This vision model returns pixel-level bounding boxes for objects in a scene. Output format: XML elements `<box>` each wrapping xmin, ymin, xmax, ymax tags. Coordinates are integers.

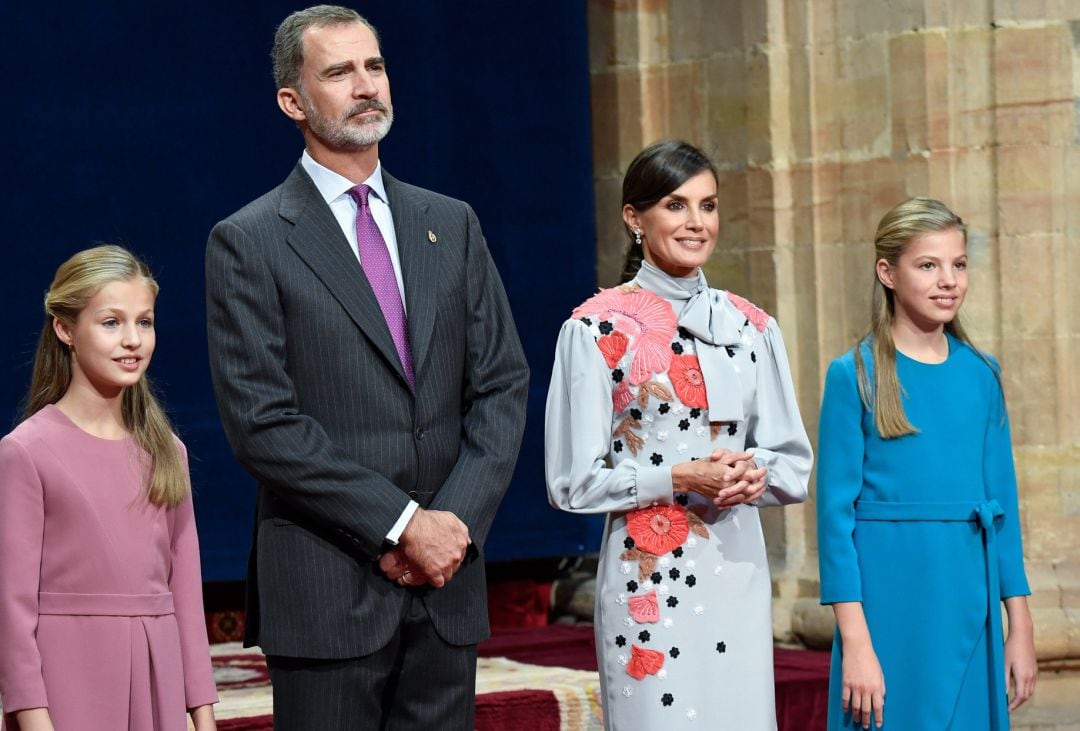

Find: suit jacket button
<box><xmin>414</xmin><ymin>427</ymin><xmax>425</xmax><ymax>440</ymax></box>
<box><xmin>408</xmin><ymin>491</ymin><xmax>420</xmax><ymax>500</ymax></box>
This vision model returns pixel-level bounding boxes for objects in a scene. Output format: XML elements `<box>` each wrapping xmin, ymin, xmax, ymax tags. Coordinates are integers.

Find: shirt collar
<box><xmin>300</xmin><ymin>150</ymin><xmax>388</xmax><ymax>205</ymax></box>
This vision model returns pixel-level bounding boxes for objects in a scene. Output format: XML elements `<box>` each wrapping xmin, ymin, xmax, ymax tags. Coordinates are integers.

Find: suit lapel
<box><xmin>279</xmin><ymin>164</ymin><xmax>409</xmax><ymax>388</ymax></box>
<box><xmin>383</xmin><ymin>172</ymin><xmax>437</xmax><ymax>381</ymax></box>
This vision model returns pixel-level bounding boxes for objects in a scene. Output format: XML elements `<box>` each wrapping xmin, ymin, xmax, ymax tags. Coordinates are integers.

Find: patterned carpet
<box><xmin>204</xmin><ymin>641</ymin><xmax>603</xmax><ymax>730</ymax></box>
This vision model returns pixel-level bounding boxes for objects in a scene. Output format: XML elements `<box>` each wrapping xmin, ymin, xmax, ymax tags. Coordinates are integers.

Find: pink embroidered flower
<box><xmin>572</xmin><ymin>288</ymin><xmax>677</xmax><ymax>385</ymax></box>
<box><xmin>612</xmin><ymin>380</ymin><xmax>634</xmax><ymax>413</ymax></box>
<box><xmin>668</xmin><ymin>354</ymin><xmax>708</xmax><ymax>409</ymax></box>
<box><xmin>627</xmin><ymin>645</ymin><xmax>665</xmax><ymax>680</ymax></box>
<box><xmin>628</xmin><ymin>590</ymin><xmax>659</xmax><ymax>624</ymax></box>
<box><xmin>727</xmin><ymin>292</ymin><xmax>770</xmax><ymax>333</ymax></box>
<box><xmin>626</xmin><ymin>505</ymin><xmax>690</xmax><ymax>556</ymax></box>
<box><xmin>598</xmin><ymin>331</ymin><xmax>629</xmax><ymax>369</ymax></box>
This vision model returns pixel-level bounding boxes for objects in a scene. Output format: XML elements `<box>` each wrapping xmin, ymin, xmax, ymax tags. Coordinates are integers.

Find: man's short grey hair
<box><xmin>272</xmin><ymin>5</ymin><xmax>381</xmax><ymax>90</ymax></box>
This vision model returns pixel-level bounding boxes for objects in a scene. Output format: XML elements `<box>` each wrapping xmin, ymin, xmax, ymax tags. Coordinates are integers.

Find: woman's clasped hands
<box><xmin>671</xmin><ymin>448</ymin><xmax>768</xmax><ymax>508</ymax></box>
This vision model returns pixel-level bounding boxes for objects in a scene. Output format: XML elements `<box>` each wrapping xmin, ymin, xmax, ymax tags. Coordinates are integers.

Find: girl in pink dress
<box><xmin>0</xmin><ymin>246</ymin><xmax>217</xmax><ymax>730</ymax></box>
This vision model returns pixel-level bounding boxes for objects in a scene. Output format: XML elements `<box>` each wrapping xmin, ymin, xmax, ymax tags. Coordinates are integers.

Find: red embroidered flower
<box><xmin>668</xmin><ymin>354</ymin><xmax>708</xmax><ymax>409</ymax></box>
<box><xmin>626</xmin><ymin>505</ymin><xmax>690</xmax><ymax>556</ymax></box>
<box><xmin>727</xmin><ymin>292</ymin><xmax>770</xmax><ymax>333</ymax></box>
<box><xmin>612</xmin><ymin>380</ymin><xmax>634</xmax><ymax>413</ymax></box>
<box><xmin>626</xmin><ymin>645</ymin><xmax>665</xmax><ymax>680</ymax></box>
<box><xmin>598</xmin><ymin>331</ymin><xmax>629</xmax><ymax>368</ymax></box>
<box><xmin>628</xmin><ymin>590</ymin><xmax>659</xmax><ymax>624</ymax></box>
<box><xmin>572</xmin><ymin>288</ymin><xmax>677</xmax><ymax>385</ymax></box>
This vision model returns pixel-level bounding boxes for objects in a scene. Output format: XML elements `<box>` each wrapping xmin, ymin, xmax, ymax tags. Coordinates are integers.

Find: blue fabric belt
<box><xmin>855</xmin><ymin>499</ymin><xmax>1005</xmax><ymax>731</ymax></box>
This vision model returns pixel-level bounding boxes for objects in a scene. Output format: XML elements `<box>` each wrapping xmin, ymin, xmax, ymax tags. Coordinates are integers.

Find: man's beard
<box><xmin>302</xmin><ymin>95</ymin><xmax>394</xmax><ymax>150</ymax></box>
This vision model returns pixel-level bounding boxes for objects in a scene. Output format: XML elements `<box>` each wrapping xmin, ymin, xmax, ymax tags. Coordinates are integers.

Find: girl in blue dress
<box><xmin>816</xmin><ymin>197</ymin><xmax>1037</xmax><ymax>729</ymax></box>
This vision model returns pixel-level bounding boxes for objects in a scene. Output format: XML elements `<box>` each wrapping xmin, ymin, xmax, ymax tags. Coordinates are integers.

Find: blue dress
<box><xmin>816</xmin><ymin>335</ymin><xmax>1030</xmax><ymax>730</ymax></box>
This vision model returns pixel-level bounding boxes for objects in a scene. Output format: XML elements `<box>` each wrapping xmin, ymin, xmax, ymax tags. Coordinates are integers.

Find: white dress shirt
<box><xmin>300</xmin><ymin>151</ymin><xmax>419</xmax><ymax>544</ymax></box>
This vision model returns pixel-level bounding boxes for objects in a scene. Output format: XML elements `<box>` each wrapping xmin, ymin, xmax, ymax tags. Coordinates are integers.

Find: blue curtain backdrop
<box><xmin>1</xmin><ymin>1</ymin><xmax>603</xmax><ymax>579</ymax></box>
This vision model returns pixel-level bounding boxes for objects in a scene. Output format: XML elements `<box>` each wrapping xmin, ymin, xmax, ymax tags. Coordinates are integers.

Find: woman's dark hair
<box><xmin>619</xmin><ymin>140</ymin><xmax>719</xmax><ymax>282</ymax></box>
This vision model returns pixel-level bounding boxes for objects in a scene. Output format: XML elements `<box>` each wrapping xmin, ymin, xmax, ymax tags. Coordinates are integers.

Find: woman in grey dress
<box><xmin>545</xmin><ymin>140</ymin><xmax>813</xmax><ymax>729</ymax></box>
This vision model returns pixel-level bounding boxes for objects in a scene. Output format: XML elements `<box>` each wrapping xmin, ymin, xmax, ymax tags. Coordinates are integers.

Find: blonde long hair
<box><xmin>24</xmin><ymin>245</ymin><xmax>188</xmax><ymax>507</ymax></box>
<box><xmin>855</xmin><ymin>198</ymin><xmax>1001</xmax><ymax>438</ymax></box>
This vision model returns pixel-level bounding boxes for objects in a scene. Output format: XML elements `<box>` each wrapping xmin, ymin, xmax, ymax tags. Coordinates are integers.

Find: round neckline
<box><xmin>43</xmin><ymin>404</ymin><xmax>134</xmax><ymax>443</ymax></box>
<box><xmin>895</xmin><ymin>334</ymin><xmax>953</xmax><ymax>366</ymax></box>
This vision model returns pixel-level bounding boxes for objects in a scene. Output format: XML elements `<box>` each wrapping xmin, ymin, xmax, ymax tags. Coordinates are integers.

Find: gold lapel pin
<box><xmin>427</xmin><ymin>230</ymin><xmax>438</xmax><ymax>244</ymax></box>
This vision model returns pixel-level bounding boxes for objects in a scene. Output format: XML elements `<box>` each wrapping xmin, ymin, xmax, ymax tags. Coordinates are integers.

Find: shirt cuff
<box><xmin>385</xmin><ymin>500</ymin><xmax>420</xmax><ymax>545</ymax></box>
<box><xmin>635</xmin><ymin>466</ymin><xmax>674</xmax><ymax>508</ymax></box>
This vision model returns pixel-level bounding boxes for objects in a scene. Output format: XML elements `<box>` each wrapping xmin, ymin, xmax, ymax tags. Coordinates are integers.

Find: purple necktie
<box><xmin>348</xmin><ymin>183</ymin><xmax>415</xmax><ymax>389</ymax></box>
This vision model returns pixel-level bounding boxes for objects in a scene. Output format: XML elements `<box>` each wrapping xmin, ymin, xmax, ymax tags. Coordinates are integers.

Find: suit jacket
<box><xmin>205</xmin><ymin>163</ymin><xmax>529</xmax><ymax>659</ymax></box>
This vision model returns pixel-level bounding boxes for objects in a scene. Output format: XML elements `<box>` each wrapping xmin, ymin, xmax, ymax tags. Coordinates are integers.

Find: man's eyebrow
<box><xmin>321</xmin><ymin>60</ymin><xmax>355</xmax><ymax>75</ymax></box>
<box><xmin>365</xmin><ymin>55</ymin><xmax>386</xmax><ymax>67</ymax></box>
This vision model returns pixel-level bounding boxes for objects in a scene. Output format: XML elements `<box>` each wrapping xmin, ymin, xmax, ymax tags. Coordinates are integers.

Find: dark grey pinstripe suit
<box><xmin>205</xmin><ymin>163</ymin><xmax>529</xmax><ymax>726</ymax></box>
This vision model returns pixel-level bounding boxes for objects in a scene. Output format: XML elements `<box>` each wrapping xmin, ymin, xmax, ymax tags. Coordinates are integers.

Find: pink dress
<box><xmin>0</xmin><ymin>405</ymin><xmax>217</xmax><ymax>730</ymax></box>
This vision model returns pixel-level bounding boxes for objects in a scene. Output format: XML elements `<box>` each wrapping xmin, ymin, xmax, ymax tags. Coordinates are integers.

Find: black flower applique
<box><xmin>598</xmin><ymin>320</ymin><xmax>614</xmax><ymax>335</ymax></box>
<box><xmin>612</xmin><ymin>368</ymin><xmax>624</xmax><ymax>383</ymax></box>
<box><xmin>743</xmin><ymin>318</ymin><xmax>750</xmax><ymax>327</ymax></box>
<box><xmin>650</xmin><ymin>571</ymin><xmax>663</xmax><ymax>584</ymax></box>
<box><xmin>685</xmin><ymin>574</ymin><xmax>697</xmax><ymax>587</ymax></box>
<box><xmin>727</xmin><ymin>423</ymin><xmax>738</xmax><ymax>436</ymax></box>
<box><xmin>668</xmin><ymin>568</ymin><xmax>680</xmax><ymax>580</ymax></box>
<box><xmin>615</xmin><ymin>635</ymin><xmax>626</xmax><ymax>647</ymax></box>
<box><xmin>672</xmin><ymin>546</ymin><xmax>685</xmax><ymax>557</ymax></box>
<box><xmin>661</xmin><ymin>693</ymin><xmax>674</xmax><ymax>707</ymax></box>
<box><xmin>725</xmin><ymin>345</ymin><xmax>736</xmax><ymax>358</ymax></box>
<box><xmin>614</xmin><ymin>440</ymin><xmax>624</xmax><ymax>453</ymax></box>
<box><xmin>716</xmin><ymin>641</ymin><xmax>727</xmax><ymax>654</ymax></box>
<box><xmin>689</xmin><ymin>408</ymin><xmax>702</xmax><ymax>419</ymax></box>
<box><xmin>638</xmin><ymin>630</ymin><xmax>651</xmax><ymax>642</ymax></box>
<box><xmin>627</xmin><ymin>579</ymin><xmax>639</xmax><ymax>592</ymax></box>
<box><xmin>624</xmin><ymin>536</ymin><xmax>635</xmax><ymax>549</ymax></box>
<box><xmin>671</xmin><ymin>342</ymin><xmax>684</xmax><ymax>355</ymax></box>
<box><xmin>678</xmin><ymin>327</ymin><xmax>692</xmax><ymax>341</ymax></box>
<box><xmin>669</xmin><ymin>647</ymin><xmax>680</xmax><ymax>659</ymax></box>
<box><xmin>751</xmin><ymin>351</ymin><xmax>757</xmax><ymax>363</ymax></box>
<box><xmin>674</xmin><ymin>496</ymin><xmax>689</xmax><ymax>508</ymax></box>
<box><xmin>630</xmin><ymin>408</ymin><xmax>643</xmax><ymax>420</ymax></box>
<box><xmin>658</xmin><ymin>403</ymin><xmax>671</xmax><ymax>415</ymax></box>
<box><xmin>650</xmin><ymin>453</ymin><xmax>664</xmax><ymax>466</ymax></box>
<box><xmin>580</xmin><ymin>317</ymin><xmax>592</xmax><ymax>326</ymax></box>
<box><xmin>678</xmin><ymin>419</ymin><xmax>690</xmax><ymax>432</ymax></box>
<box><xmin>666</xmin><ymin>596</ymin><xmax>679</xmax><ymax>608</ymax></box>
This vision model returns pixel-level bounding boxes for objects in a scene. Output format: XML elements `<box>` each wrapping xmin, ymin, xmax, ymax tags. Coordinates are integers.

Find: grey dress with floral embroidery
<box><xmin>545</xmin><ymin>262</ymin><xmax>813</xmax><ymax>730</ymax></box>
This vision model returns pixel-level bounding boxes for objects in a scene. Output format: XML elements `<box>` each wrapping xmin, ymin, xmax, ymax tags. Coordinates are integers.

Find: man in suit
<box><xmin>205</xmin><ymin>6</ymin><xmax>529</xmax><ymax>729</ymax></box>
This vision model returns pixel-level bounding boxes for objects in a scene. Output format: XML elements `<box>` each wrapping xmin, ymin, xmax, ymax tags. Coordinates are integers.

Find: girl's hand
<box><xmin>841</xmin><ymin>641</ymin><xmax>886</xmax><ymax>729</ymax></box>
<box><xmin>1004</xmin><ymin>597</ymin><xmax>1037</xmax><ymax>711</ymax></box>
<box><xmin>13</xmin><ymin>708</ymin><xmax>55</xmax><ymax>731</ymax></box>
<box><xmin>190</xmin><ymin>703</ymin><xmax>217</xmax><ymax>731</ymax></box>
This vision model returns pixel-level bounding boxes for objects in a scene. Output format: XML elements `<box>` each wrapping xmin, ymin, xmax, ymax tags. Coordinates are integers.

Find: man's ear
<box><xmin>277</xmin><ymin>87</ymin><xmax>307</xmax><ymax>122</ymax></box>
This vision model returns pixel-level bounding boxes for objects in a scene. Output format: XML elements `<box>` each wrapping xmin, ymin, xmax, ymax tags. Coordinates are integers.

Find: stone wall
<box><xmin>587</xmin><ymin>0</ymin><xmax>1080</xmax><ymax>659</ymax></box>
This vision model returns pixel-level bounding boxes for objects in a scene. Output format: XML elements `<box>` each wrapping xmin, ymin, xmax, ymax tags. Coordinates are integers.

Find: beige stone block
<box><xmin>806</xmin><ymin>43</ymin><xmax>845</xmax><ymax>156</ymax></box>
<box><xmin>747</xmin><ymin>247</ymin><xmax>779</xmax><ymax>314</ymax></box>
<box><xmin>834</xmin><ymin>0</ymin><xmax>924</xmax><ymax>40</ymax></box>
<box><xmin>745</xmin><ymin>48</ymin><xmax>774</xmax><ymax>164</ymax></box>
<box><xmin>839</xmin><ymin>36</ymin><xmax>891</xmax><ymax>155</ymax></box>
<box><xmin>889</xmin><ymin>32</ymin><xmax>930</xmax><ymax>154</ymax></box>
<box><xmin>925</xmin><ymin>2</ymin><xmax>992</xmax><ymax>27</ymax></box>
<box><xmin>949</xmin><ymin>147</ymin><xmax>996</xmax><ymax>231</ymax></box>
<box><xmin>669</xmin><ymin>0</ymin><xmax>745</xmax><ymax>61</ymax></box>
<box><xmin>595</xmin><ymin>174</ymin><xmax>629</xmax><ymax>288</ymax></box>
<box><xmin>996</xmin><ymin>144</ymin><xmax>1062</xmax><ymax>237</ymax></box>
<box><xmin>715</xmin><ymin>169</ymin><xmax>750</xmax><ymax>251</ymax></box>
<box><xmin>999</xmin><ymin>336</ymin><xmax>1060</xmax><ymax>447</ymax></box>
<box><xmin>994</xmin><ymin>24</ymin><xmax>1072</xmax><ymax>107</ymax></box>
<box><xmin>648</xmin><ymin>61</ymin><xmax>708</xmax><ymax>145</ymax></box>
<box><xmin>791</xmin><ymin>597</ymin><xmax>836</xmax><ymax>650</ymax></box>
<box><xmin>590</xmin><ymin>69</ymin><xmax>643</xmax><ymax>179</ymax></box>
<box><xmin>997</xmin><ymin>235</ymin><xmax>1057</xmax><ymax>338</ymax></box>
<box><xmin>947</xmin><ymin>28</ymin><xmax>995</xmax><ymax>149</ymax></box>
<box><xmin>993</xmin><ymin>0</ymin><xmax>1074</xmax><ymax>23</ymax></box>
<box><xmin>587</xmin><ymin>0</ymin><xmax>672</xmax><ymax>69</ymax></box>
<box><xmin>704</xmin><ymin>246</ymin><xmax>749</xmax><ymax>295</ymax></box>
<box><xmin>786</xmin><ymin>44</ymin><xmax>815</xmax><ymax>161</ymax></box>
<box><xmin>704</xmin><ymin>53</ymin><xmax>749</xmax><ymax>163</ymax></box>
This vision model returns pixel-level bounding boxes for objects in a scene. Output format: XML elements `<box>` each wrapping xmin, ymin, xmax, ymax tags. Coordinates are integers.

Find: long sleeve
<box><xmin>425</xmin><ymin>206</ymin><xmax>530</xmax><ymax>548</ymax></box>
<box><xmin>982</xmin><ymin>361</ymin><xmax>1030</xmax><ymax>599</ymax></box>
<box><xmin>167</xmin><ymin>442</ymin><xmax>218</xmax><ymax>709</ymax></box>
<box><xmin>0</xmin><ymin>436</ymin><xmax>48</xmax><ymax>713</ymax></box>
<box><xmin>545</xmin><ymin>319</ymin><xmax>673</xmax><ymax>514</ymax></box>
<box><xmin>206</xmin><ymin>218</ymin><xmax>411</xmax><ymax>557</ymax></box>
<box><xmin>816</xmin><ymin>355</ymin><xmax>867</xmax><ymax>604</ymax></box>
<box><xmin>746</xmin><ymin>319</ymin><xmax>813</xmax><ymax>507</ymax></box>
